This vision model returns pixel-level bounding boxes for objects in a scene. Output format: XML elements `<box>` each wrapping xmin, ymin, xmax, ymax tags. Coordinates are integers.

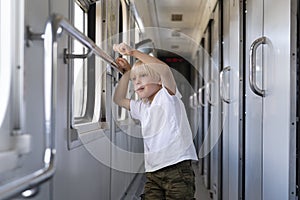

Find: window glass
<box><xmin>0</xmin><ymin>1</ymin><xmax>12</xmax><ymax>132</ymax></box>
<box><xmin>73</xmin><ymin>3</ymin><xmax>88</xmax><ymax>119</ymax></box>
<box><xmin>70</xmin><ymin>1</ymin><xmax>105</xmax><ymax>133</ymax></box>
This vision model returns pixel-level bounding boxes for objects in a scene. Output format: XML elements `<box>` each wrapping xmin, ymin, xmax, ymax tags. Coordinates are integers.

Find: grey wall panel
<box><xmin>221</xmin><ymin>0</ymin><xmax>241</xmax><ymax>199</ymax></box>
<box><xmin>221</xmin><ymin>0</ymin><xmax>230</xmax><ymax>199</ymax></box>
<box><xmin>227</xmin><ymin>1</ymin><xmax>240</xmax><ymax>200</ymax></box>
<box><xmin>245</xmin><ymin>0</ymin><xmax>264</xmax><ymax>199</ymax></box>
<box><xmin>201</xmin><ymin>29</ymin><xmax>211</xmax><ymax>189</ymax></box>
<box><xmin>209</xmin><ymin>4</ymin><xmax>222</xmax><ymax>199</ymax></box>
<box><xmin>53</xmin><ymin>143</ymin><xmax>111</xmax><ymax>200</ymax></box>
<box><xmin>24</xmin><ymin>0</ymin><xmax>49</xmax><ymax>173</ymax></box>
<box><xmin>262</xmin><ymin>0</ymin><xmax>293</xmax><ymax>199</ymax></box>
<box><xmin>245</xmin><ymin>0</ymin><xmax>295</xmax><ymax>200</ymax></box>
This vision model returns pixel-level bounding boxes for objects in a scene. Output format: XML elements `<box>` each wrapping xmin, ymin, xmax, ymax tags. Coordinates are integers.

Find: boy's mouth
<box><xmin>135</xmin><ymin>86</ymin><xmax>145</xmax><ymax>92</ymax></box>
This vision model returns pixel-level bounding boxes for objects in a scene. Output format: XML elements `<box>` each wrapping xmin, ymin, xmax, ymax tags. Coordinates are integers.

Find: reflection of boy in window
<box><xmin>113</xmin><ymin>43</ymin><xmax>198</xmax><ymax>200</ymax></box>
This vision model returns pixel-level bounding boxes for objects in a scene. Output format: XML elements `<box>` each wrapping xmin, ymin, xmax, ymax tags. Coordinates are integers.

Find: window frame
<box><xmin>67</xmin><ymin>0</ymin><xmax>108</xmax><ymax>149</ymax></box>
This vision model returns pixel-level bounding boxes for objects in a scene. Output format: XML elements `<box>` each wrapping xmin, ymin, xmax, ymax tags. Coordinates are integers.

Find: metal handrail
<box><xmin>51</xmin><ymin>15</ymin><xmax>119</xmax><ymax>71</ymax></box>
<box><xmin>0</xmin><ymin>13</ymin><xmax>120</xmax><ymax>199</ymax></box>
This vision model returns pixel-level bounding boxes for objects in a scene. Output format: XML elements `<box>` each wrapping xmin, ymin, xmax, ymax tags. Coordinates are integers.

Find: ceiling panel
<box><xmin>132</xmin><ymin>0</ymin><xmax>217</xmax><ymax>59</ymax></box>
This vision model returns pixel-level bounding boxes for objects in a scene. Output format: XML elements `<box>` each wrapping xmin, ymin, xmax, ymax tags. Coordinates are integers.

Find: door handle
<box><xmin>205</xmin><ymin>80</ymin><xmax>217</xmax><ymax>106</ymax></box>
<box><xmin>189</xmin><ymin>93</ymin><xmax>198</xmax><ymax>109</ymax></box>
<box><xmin>219</xmin><ymin>66</ymin><xmax>231</xmax><ymax>103</ymax></box>
<box><xmin>249</xmin><ymin>36</ymin><xmax>266</xmax><ymax>97</ymax></box>
<box><xmin>198</xmin><ymin>86</ymin><xmax>206</xmax><ymax>106</ymax></box>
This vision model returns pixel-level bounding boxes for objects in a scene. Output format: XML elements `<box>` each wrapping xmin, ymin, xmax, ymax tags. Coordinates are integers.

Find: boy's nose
<box><xmin>133</xmin><ymin>80</ymin><xmax>140</xmax><ymax>87</ymax></box>
<box><xmin>135</xmin><ymin>77</ymin><xmax>141</xmax><ymax>84</ymax></box>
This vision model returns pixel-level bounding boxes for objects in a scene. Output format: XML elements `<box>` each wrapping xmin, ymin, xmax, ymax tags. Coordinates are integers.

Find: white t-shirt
<box><xmin>130</xmin><ymin>86</ymin><xmax>198</xmax><ymax>172</ymax></box>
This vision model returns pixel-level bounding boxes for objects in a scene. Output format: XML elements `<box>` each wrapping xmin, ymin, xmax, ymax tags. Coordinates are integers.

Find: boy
<box><xmin>113</xmin><ymin>43</ymin><xmax>198</xmax><ymax>200</ymax></box>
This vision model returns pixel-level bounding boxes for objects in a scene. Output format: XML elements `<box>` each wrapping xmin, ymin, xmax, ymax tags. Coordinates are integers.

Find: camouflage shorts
<box><xmin>141</xmin><ymin>160</ymin><xmax>195</xmax><ymax>200</ymax></box>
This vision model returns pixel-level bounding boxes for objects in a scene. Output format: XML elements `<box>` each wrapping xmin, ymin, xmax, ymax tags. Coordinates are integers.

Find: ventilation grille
<box><xmin>171</xmin><ymin>14</ymin><xmax>183</xmax><ymax>21</ymax></box>
<box><xmin>171</xmin><ymin>45</ymin><xmax>179</xmax><ymax>49</ymax></box>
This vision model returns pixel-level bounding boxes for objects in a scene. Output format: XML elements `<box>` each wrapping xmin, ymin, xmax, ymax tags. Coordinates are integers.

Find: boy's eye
<box><xmin>141</xmin><ymin>73</ymin><xmax>147</xmax><ymax>77</ymax></box>
<box><xmin>132</xmin><ymin>77</ymin><xmax>136</xmax><ymax>81</ymax></box>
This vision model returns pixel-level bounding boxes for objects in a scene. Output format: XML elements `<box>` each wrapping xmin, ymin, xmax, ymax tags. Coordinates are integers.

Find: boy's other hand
<box><xmin>113</xmin><ymin>43</ymin><xmax>134</xmax><ymax>56</ymax></box>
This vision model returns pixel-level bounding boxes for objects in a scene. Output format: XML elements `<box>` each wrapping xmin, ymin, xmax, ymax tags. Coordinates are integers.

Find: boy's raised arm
<box><xmin>113</xmin><ymin>43</ymin><xmax>177</xmax><ymax>95</ymax></box>
<box><xmin>113</xmin><ymin>57</ymin><xmax>131</xmax><ymax>110</ymax></box>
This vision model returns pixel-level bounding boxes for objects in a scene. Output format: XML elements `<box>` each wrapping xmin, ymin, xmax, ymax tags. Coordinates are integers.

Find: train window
<box><xmin>68</xmin><ymin>1</ymin><xmax>107</xmax><ymax>149</ymax></box>
<box><xmin>0</xmin><ymin>0</ymin><xmax>28</xmax><ymax>175</ymax></box>
<box><xmin>0</xmin><ymin>0</ymin><xmax>13</xmax><ymax>153</ymax></box>
<box><xmin>0</xmin><ymin>1</ymin><xmax>12</xmax><ymax>129</ymax></box>
<box><xmin>73</xmin><ymin>3</ymin><xmax>88</xmax><ymax>119</ymax></box>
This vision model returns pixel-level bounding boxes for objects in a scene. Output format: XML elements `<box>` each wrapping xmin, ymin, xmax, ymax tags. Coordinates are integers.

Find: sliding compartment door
<box><xmin>245</xmin><ymin>0</ymin><xmax>296</xmax><ymax>199</ymax></box>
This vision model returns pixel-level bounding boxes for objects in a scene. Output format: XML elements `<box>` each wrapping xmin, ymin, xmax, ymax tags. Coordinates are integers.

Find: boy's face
<box><xmin>131</xmin><ymin>72</ymin><xmax>161</xmax><ymax>101</ymax></box>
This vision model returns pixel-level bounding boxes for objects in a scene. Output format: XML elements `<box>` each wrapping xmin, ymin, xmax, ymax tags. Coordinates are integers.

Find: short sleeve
<box><xmin>175</xmin><ymin>87</ymin><xmax>182</xmax><ymax>99</ymax></box>
<box><xmin>130</xmin><ymin>100</ymin><xmax>143</xmax><ymax>120</ymax></box>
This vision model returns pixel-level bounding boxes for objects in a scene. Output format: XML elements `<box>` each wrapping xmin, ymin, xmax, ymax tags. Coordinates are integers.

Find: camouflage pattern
<box><xmin>141</xmin><ymin>160</ymin><xmax>195</xmax><ymax>200</ymax></box>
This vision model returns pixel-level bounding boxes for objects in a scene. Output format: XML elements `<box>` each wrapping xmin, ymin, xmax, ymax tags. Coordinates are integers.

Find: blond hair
<box><xmin>130</xmin><ymin>60</ymin><xmax>161</xmax><ymax>83</ymax></box>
